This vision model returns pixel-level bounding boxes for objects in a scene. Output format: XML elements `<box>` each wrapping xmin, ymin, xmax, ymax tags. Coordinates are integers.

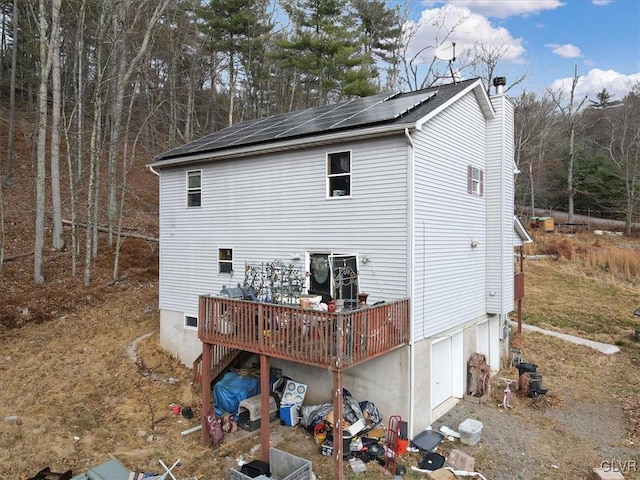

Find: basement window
<box><xmin>185</xmin><ymin>315</ymin><xmax>198</xmax><ymax>329</ymax></box>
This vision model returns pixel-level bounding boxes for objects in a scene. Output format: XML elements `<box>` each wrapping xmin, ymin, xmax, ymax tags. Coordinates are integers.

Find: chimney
<box><xmin>493</xmin><ymin>76</ymin><xmax>506</xmax><ymax>95</ymax></box>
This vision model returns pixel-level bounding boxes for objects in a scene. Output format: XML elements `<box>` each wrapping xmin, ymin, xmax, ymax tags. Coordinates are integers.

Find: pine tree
<box><xmin>277</xmin><ymin>0</ymin><xmax>377</xmax><ymax>106</ymax></box>
<box><xmin>200</xmin><ymin>0</ymin><xmax>273</xmax><ymax>125</ymax></box>
<box><xmin>589</xmin><ymin>88</ymin><xmax>616</xmax><ymax>109</ymax></box>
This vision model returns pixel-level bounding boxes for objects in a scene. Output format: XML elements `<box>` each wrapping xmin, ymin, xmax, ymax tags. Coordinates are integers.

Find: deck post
<box><xmin>518</xmin><ymin>246</ymin><xmax>524</xmax><ymax>333</ymax></box>
<box><xmin>332</xmin><ymin>369</ymin><xmax>344</xmax><ymax>480</ymax></box>
<box><xmin>260</xmin><ymin>354</ymin><xmax>271</xmax><ymax>463</ymax></box>
<box><xmin>332</xmin><ymin>313</ymin><xmax>345</xmax><ymax>480</ymax></box>
<box><xmin>201</xmin><ymin>343</ymin><xmax>213</xmax><ymax>446</ymax></box>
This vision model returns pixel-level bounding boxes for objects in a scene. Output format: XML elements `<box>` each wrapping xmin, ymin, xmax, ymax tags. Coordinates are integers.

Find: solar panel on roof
<box><xmin>154</xmin><ymin>79</ymin><xmax>477</xmax><ymax>162</ymax></box>
<box><xmin>333</xmin><ymin>91</ymin><xmax>437</xmax><ymax>130</ymax></box>
<box><xmin>193</xmin><ymin>114</ymin><xmax>292</xmax><ymax>152</ymax></box>
<box><xmin>163</xmin><ymin>118</ymin><xmax>264</xmax><ymax>157</ymax></box>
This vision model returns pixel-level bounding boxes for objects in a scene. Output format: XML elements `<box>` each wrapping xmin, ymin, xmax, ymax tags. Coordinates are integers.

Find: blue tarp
<box><xmin>213</xmin><ymin>372</ymin><xmax>260</xmax><ymax>417</ymax></box>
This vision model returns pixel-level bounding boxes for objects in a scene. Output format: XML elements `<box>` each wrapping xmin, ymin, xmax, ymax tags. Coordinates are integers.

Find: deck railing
<box><xmin>198</xmin><ymin>296</ymin><xmax>411</xmax><ymax>370</ymax></box>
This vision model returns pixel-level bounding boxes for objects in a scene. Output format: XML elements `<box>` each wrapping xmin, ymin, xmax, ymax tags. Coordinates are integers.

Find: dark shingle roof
<box><xmin>153</xmin><ymin>78</ymin><xmax>480</xmax><ymax>164</ymax></box>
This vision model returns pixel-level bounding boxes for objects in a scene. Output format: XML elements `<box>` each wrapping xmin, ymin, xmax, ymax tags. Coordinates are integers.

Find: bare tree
<box><xmin>4</xmin><ymin>0</ymin><xmax>18</xmax><ymax>187</ymax></box>
<box><xmin>0</xmin><ymin>181</ymin><xmax>4</xmax><ymax>266</ymax></box>
<box><xmin>471</xmin><ymin>40</ymin><xmax>527</xmax><ymax>95</ymax></box>
<box><xmin>399</xmin><ymin>5</ymin><xmax>471</xmax><ymax>90</ymax></box>
<box><xmin>34</xmin><ymin>0</ymin><xmax>61</xmax><ymax>285</ymax></box>
<box><xmin>598</xmin><ymin>84</ymin><xmax>640</xmax><ymax>235</ymax></box>
<box><xmin>105</xmin><ymin>0</ymin><xmax>170</xmax><ymax>249</ymax></box>
<box><xmin>50</xmin><ymin>3</ymin><xmax>64</xmax><ymax>252</ymax></box>
<box><xmin>548</xmin><ymin>65</ymin><xmax>588</xmax><ymax>224</ymax></box>
<box><xmin>513</xmin><ymin>91</ymin><xmax>559</xmax><ymax>216</ymax></box>
<box><xmin>84</xmin><ymin>5</ymin><xmax>109</xmax><ymax>286</ymax></box>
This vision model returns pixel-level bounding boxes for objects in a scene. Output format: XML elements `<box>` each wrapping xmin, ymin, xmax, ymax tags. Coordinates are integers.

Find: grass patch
<box><xmin>523</xmin><ymin>235</ymin><xmax>640</xmax><ymax>342</ymax></box>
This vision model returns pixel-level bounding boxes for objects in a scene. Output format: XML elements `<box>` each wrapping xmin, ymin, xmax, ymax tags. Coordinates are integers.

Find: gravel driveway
<box><xmin>430</xmin><ymin>394</ymin><xmax>639</xmax><ymax>480</ymax></box>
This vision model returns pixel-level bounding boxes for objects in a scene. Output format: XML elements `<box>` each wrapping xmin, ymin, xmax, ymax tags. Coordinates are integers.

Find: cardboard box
<box><xmin>364</xmin><ymin>426</ymin><xmax>385</xmax><ymax>439</ymax></box>
<box><xmin>425</xmin><ymin>468</ymin><xmax>457</xmax><ymax>480</ymax></box>
<box><xmin>591</xmin><ymin>468</ymin><xmax>625</xmax><ymax>480</ymax></box>
<box><xmin>448</xmin><ymin>449</ymin><xmax>475</xmax><ymax>472</ymax></box>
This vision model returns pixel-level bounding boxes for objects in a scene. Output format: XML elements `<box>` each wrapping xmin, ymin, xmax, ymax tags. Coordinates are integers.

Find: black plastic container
<box><xmin>516</xmin><ymin>362</ymin><xmax>538</xmax><ymax>377</ymax></box>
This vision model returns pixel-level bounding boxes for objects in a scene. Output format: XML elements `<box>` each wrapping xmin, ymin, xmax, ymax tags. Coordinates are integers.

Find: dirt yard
<box><xmin>1</xmin><ymin>253</ymin><xmax>640</xmax><ymax>479</ymax></box>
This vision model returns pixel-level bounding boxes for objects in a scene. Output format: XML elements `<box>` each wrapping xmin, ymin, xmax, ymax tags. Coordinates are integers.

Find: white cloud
<box><xmin>426</xmin><ymin>0</ymin><xmax>565</xmax><ymax>19</ymax></box>
<box><xmin>592</xmin><ymin>0</ymin><xmax>612</xmax><ymax>5</ymax></box>
<box><xmin>406</xmin><ymin>4</ymin><xmax>526</xmax><ymax>66</ymax></box>
<box><xmin>549</xmin><ymin>68</ymin><xmax>640</xmax><ymax>101</ymax></box>
<box><xmin>545</xmin><ymin>43</ymin><xmax>583</xmax><ymax>58</ymax></box>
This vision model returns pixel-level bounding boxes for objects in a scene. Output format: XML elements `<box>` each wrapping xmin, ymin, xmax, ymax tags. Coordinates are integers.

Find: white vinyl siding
<box><xmin>158</xmin><ymin>135</ymin><xmax>409</xmax><ymax>315</ymax></box>
<box><xmin>486</xmin><ymin>95</ymin><xmax>516</xmax><ymax>314</ymax></box>
<box><xmin>412</xmin><ymin>92</ymin><xmax>488</xmax><ymax>341</ymax></box>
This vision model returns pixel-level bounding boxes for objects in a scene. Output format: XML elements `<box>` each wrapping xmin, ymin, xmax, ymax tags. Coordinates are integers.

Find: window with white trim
<box><xmin>187</xmin><ymin>170</ymin><xmax>202</xmax><ymax>207</ymax></box>
<box><xmin>185</xmin><ymin>315</ymin><xmax>198</xmax><ymax>329</ymax></box>
<box><xmin>327</xmin><ymin>151</ymin><xmax>351</xmax><ymax>198</ymax></box>
<box><xmin>218</xmin><ymin>248</ymin><xmax>233</xmax><ymax>274</ymax></box>
<box><xmin>467</xmin><ymin>165</ymin><xmax>484</xmax><ymax>196</ymax></box>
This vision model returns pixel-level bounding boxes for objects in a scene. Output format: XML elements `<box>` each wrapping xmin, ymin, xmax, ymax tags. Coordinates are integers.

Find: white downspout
<box><xmin>405</xmin><ymin>127</ymin><xmax>416</xmax><ymax>439</ymax></box>
<box><xmin>148</xmin><ymin>165</ymin><xmax>160</xmax><ymax>177</ymax></box>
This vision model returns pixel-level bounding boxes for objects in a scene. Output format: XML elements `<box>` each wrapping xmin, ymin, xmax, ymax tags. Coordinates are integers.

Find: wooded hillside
<box><xmin>0</xmin><ymin>0</ymin><xmax>639</xmax><ymax>303</ymax></box>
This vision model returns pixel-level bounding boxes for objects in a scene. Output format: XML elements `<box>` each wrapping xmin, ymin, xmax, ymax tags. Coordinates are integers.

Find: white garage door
<box><xmin>431</xmin><ymin>331</ymin><xmax>464</xmax><ymax>409</ymax></box>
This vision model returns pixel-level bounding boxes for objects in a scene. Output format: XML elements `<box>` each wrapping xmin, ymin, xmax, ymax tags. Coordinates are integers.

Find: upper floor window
<box><xmin>187</xmin><ymin>170</ymin><xmax>202</xmax><ymax>207</ymax></box>
<box><xmin>467</xmin><ymin>165</ymin><xmax>484</xmax><ymax>196</ymax></box>
<box><xmin>327</xmin><ymin>151</ymin><xmax>351</xmax><ymax>198</ymax></box>
<box><xmin>218</xmin><ymin>248</ymin><xmax>233</xmax><ymax>274</ymax></box>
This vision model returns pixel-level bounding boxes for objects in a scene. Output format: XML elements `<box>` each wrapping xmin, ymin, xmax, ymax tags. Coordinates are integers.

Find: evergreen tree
<box><xmin>589</xmin><ymin>88</ymin><xmax>616</xmax><ymax>109</ymax></box>
<box><xmin>277</xmin><ymin>0</ymin><xmax>377</xmax><ymax>106</ymax></box>
<box><xmin>200</xmin><ymin>0</ymin><xmax>273</xmax><ymax>125</ymax></box>
<box><xmin>351</xmin><ymin>0</ymin><xmax>403</xmax><ymax>91</ymax></box>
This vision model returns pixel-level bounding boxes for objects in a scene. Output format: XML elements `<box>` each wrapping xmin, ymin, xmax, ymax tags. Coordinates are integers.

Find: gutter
<box><xmin>405</xmin><ymin>127</ymin><xmax>416</xmax><ymax>440</ymax></box>
<box><xmin>147</xmin><ymin>122</ymin><xmax>415</xmax><ymax>170</ymax></box>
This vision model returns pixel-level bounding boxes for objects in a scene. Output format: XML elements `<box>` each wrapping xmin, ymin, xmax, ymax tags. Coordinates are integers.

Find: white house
<box><xmin>149</xmin><ymin>77</ymin><xmax>531</xmax><ymax>440</ymax></box>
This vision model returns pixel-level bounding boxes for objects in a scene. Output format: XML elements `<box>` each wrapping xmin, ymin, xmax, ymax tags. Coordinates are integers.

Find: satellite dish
<box><xmin>434</xmin><ymin>42</ymin><xmax>456</xmax><ymax>62</ymax></box>
<box><xmin>434</xmin><ymin>42</ymin><xmax>457</xmax><ymax>84</ymax></box>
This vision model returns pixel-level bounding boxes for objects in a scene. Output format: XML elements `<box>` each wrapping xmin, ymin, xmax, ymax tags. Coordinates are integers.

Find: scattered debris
<box><xmin>439</xmin><ymin>425</ymin><xmax>460</xmax><ymax>440</ymax></box>
<box><xmin>465</xmin><ymin>353</ymin><xmax>491</xmax><ymax>403</ymax></box>
<box><xmin>26</xmin><ymin>467</ymin><xmax>72</xmax><ymax>480</ymax></box>
<box><xmin>448</xmin><ymin>449</ymin><xmax>475</xmax><ymax>472</ymax></box>
<box><xmin>458</xmin><ymin>418</ymin><xmax>483</xmax><ymax>446</ymax></box>
<box><xmin>180</xmin><ymin>425</ymin><xmax>202</xmax><ymax>436</ymax></box>
<box><xmin>348</xmin><ymin>457</ymin><xmax>367</xmax><ymax>473</ymax></box>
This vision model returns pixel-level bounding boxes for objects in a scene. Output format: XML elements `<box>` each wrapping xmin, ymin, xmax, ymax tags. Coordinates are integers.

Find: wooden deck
<box><xmin>198</xmin><ymin>296</ymin><xmax>411</xmax><ymax>370</ymax></box>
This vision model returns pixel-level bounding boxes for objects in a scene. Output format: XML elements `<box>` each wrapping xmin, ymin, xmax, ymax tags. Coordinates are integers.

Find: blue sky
<box><xmin>402</xmin><ymin>0</ymin><xmax>640</xmax><ymax>100</ymax></box>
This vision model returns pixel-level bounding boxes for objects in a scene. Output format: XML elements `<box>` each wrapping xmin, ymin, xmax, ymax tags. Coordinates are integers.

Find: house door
<box><xmin>308</xmin><ymin>253</ymin><xmax>358</xmax><ymax>306</ymax></box>
<box><xmin>477</xmin><ymin>317</ymin><xmax>500</xmax><ymax>372</ymax></box>
<box><xmin>431</xmin><ymin>331</ymin><xmax>464</xmax><ymax>408</ymax></box>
